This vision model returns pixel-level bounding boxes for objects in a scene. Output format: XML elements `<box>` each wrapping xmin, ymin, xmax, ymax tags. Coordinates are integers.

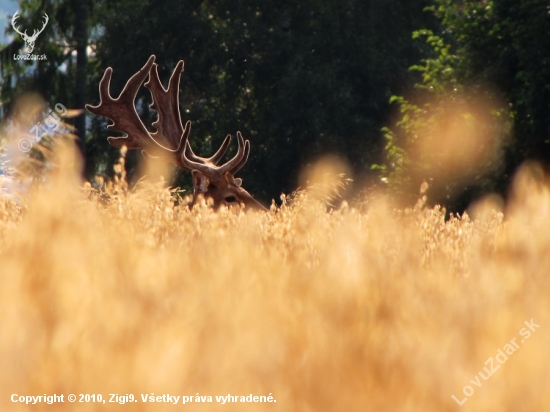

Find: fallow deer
<box><xmin>86</xmin><ymin>55</ymin><xmax>266</xmax><ymax>210</ymax></box>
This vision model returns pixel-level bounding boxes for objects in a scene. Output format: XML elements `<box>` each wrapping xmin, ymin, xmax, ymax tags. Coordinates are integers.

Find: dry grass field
<box><xmin>1</xmin><ymin>138</ymin><xmax>550</xmax><ymax>411</ymax></box>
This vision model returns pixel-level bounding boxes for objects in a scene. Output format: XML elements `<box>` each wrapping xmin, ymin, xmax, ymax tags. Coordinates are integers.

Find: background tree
<box><xmin>3</xmin><ymin>1</ymin><xmax>463</xmax><ymax>204</ymax></box>
<box><xmin>0</xmin><ymin>0</ymin><xmax>96</xmax><ymax>163</ymax></box>
<box><xmin>379</xmin><ymin>0</ymin><xmax>550</xmax><ymax>211</ymax></box>
<box><xmin>72</xmin><ymin>0</ymin><xmax>89</xmax><ymax>156</ymax></box>
<box><xmin>87</xmin><ymin>0</ymin><xmax>437</xmax><ymax>202</ymax></box>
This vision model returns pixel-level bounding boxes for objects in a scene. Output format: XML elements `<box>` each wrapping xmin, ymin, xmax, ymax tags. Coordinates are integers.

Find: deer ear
<box><xmin>192</xmin><ymin>170</ymin><xmax>209</xmax><ymax>193</ymax></box>
<box><xmin>224</xmin><ymin>171</ymin><xmax>242</xmax><ymax>187</ymax></box>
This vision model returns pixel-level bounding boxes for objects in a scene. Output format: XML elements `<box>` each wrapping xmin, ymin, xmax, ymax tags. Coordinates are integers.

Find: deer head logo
<box><xmin>11</xmin><ymin>11</ymin><xmax>49</xmax><ymax>54</ymax></box>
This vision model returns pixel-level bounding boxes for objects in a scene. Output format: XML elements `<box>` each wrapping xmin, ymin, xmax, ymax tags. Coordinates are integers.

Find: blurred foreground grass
<box><xmin>1</xmin><ymin>142</ymin><xmax>550</xmax><ymax>412</ymax></box>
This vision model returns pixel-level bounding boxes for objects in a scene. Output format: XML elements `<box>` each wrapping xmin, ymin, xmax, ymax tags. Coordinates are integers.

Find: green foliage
<box><xmin>409</xmin><ymin>30</ymin><xmax>458</xmax><ymax>93</ymax></box>
<box><xmin>378</xmin><ymin>0</ymin><xmax>547</xmax><ymax>210</ymax></box>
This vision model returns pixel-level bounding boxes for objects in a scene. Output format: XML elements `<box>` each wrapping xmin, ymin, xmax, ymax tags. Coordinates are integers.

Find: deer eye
<box><xmin>225</xmin><ymin>195</ymin><xmax>237</xmax><ymax>203</ymax></box>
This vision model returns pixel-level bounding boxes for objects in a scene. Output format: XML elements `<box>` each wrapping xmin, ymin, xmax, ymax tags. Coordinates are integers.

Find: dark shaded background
<box><xmin>1</xmin><ymin>0</ymin><xmax>549</xmax><ymax>211</ymax></box>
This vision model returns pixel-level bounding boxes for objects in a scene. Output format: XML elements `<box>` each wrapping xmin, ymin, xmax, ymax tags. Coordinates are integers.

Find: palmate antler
<box><xmin>86</xmin><ymin>55</ymin><xmax>265</xmax><ymax>210</ymax></box>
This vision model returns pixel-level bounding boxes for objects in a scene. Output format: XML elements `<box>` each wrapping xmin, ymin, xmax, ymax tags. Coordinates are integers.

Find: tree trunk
<box><xmin>73</xmin><ymin>0</ymin><xmax>88</xmax><ymax>170</ymax></box>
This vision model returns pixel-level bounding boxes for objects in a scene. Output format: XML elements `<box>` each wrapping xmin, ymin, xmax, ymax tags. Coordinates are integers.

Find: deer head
<box><xmin>11</xmin><ymin>11</ymin><xmax>49</xmax><ymax>54</ymax></box>
<box><xmin>86</xmin><ymin>55</ymin><xmax>266</xmax><ymax>211</ymax></box>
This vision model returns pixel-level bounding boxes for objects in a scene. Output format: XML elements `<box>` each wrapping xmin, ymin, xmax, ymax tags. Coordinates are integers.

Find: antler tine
<box><xmin>205</xmin><ymin>134</ymin><xmax>233</xmax><ymax>164</ymax></box>
<box><xmin>172</xmin><ymin>120</ymin><xmax>192</xmax><ymax>169</ymax></box>
<box><xmin>180</xmin><ymin>147</ymin><xmax>225</xmax><ymax>178</ymax></box>
<box><xmin>36</xmin><ymin>13</ymin><xmax>49</xmax><ymax>35</ymax></box>
<box><xmin>31</xmin><ymin>13</ymin><xmax>48</xmax><ymax>38</ymax></box>
<box><xmin>180</xmin><ymin>131</ymin><xmax>248</xmax><ymax>181</ymax></box>
<box><xmin>229</xmin><ymin>139</ymin><xmax>250</xmax><ymax>175</ymax></box>
<box><xmin>145</xmin><ymin>61</ymin><xmax>185</xmax><ymax>151</ymax></box>
<box><xmin>85</xmin><ymin>55</ymin><xmax>158</xmax><ymax>151</ymax></box>
<box><xmin>217</xmin><ymin>131</ymin><xmax>248</xmax><ymax>175</ymax></box>
<box><xmin>11</xmin><ymin>12</ymin><xmax>26</xmax><ymax>36</ymax></box>
<box><xmin>184</xmin><ymin>134</ymin><xmax>233</xmax><ymax>165</ymax></box>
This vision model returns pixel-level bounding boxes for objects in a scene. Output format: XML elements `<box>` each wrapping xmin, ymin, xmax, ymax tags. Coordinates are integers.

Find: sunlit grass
<box><xmin>1</xmin><ymin>139</ymin><xmax>550</xmax><ymax>411</ymax></box>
